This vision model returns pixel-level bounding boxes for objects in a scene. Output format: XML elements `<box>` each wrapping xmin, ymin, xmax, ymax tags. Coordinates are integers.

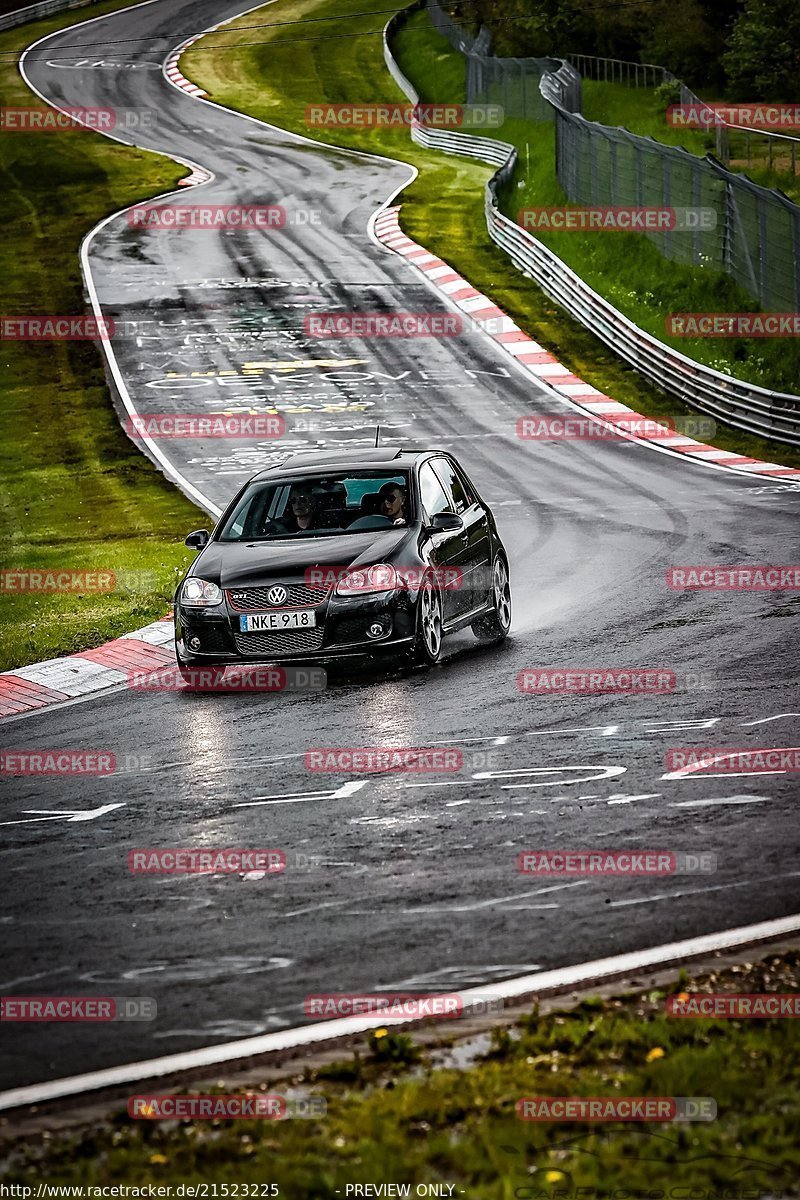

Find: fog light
<box><xmin>366</xmin><ymin>621</ymin><xmax>387</xmax><ymax>640</ymax></box>
<box><xmin>188</xmin><ymin>636</ymin><xmax>202</xmax><ymax>651</ymax></box>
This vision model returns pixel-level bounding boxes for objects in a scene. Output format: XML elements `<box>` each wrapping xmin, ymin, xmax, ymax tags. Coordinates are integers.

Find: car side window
<box><xmin>419</xmin><ymin>462</ymin><xmax>453</xmax><ymax>521</ymax></box>
<box><xmin>432</xmin><ymin>457</ymin><xmax>470</xmax><ymax>514</ymax></box>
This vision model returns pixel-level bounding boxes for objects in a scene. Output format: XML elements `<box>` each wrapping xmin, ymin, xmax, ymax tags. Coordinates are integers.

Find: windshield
<box><xmin>217</xmin><ymin>472</ymin><xmax>413</xmax><ymax>541</ymax></box>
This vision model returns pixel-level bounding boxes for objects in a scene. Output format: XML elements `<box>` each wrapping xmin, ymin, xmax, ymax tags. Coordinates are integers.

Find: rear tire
<box><xmin>471</xmin><ymin>555</ymin><xmax>511</xmax><ymax>645</ymax></box>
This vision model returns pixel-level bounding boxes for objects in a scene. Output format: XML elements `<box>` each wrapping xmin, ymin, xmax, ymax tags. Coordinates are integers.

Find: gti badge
<box><xmin>267</xmin><ymin>585</ymin><xmax>288</xmax><ymax>606</ymax></box>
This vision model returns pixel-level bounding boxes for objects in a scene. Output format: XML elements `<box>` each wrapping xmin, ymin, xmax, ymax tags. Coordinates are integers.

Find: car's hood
<box><xmin>191</xmin><ymin>527</ymin><xmax>414</xmax><ymax>588</ymax></box>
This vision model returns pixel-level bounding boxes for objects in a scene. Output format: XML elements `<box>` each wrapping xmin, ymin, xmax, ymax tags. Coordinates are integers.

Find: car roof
<box><xmin>250</xmin><ymin>448</ymin><xmax>449</xmax><ymax>481</ymax></box>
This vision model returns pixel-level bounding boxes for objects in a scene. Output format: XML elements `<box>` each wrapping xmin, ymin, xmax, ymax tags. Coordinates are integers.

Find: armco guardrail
<box><xmin>0</xmin><ymin>0</ymin><xmax>97</xmax><ymax>31</ymax></box>
<box><xmin>383</xmin><ymin>7</ymin><xmax>800</xmax><ymax>446</ymax></box>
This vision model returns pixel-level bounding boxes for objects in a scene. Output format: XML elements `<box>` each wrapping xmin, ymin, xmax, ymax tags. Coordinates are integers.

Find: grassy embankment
<box><xmin>0</xmin><ymin>0</ymin><xmax>205</xmax><ymax>670</ymax></box>
<box><xmin>3</xmin><ymin>953</ymin><xmax>800</xmax><ymax>1193</ymax></box>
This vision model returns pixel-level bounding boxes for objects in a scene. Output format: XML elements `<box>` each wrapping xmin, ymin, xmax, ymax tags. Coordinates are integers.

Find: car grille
<box><xmin>226</xmin><ymin>583</ymin><xmax>331</xmax><ymax>611</ymax></box>
<box><xmin>233</xmin><ymin>626</ymin><xmax>325</xmax><ymax>657</ymax></box>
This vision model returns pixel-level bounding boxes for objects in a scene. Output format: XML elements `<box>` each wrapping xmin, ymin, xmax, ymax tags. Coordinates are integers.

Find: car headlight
<box><xmin>181</xmin><ymin>578</ymin><xmax>223</xmax><ymax>607</ymax></box>
<box><xmin>335</xmin><ymin>564</ymin><xmax>398</xmax><ymax>596</ymax></box>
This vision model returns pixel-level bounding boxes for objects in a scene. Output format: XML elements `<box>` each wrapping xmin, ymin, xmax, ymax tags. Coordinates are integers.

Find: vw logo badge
<box><xmin>267</xmin><ymin>585</ymin><xmax>288</xmax><ymax>606</ymax></box>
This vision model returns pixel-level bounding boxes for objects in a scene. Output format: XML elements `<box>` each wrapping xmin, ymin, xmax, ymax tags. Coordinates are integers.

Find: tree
<box><xmin>723</xmin><ymin>0</ymin><xmax>800</xmax><ymax>100</ymax></box>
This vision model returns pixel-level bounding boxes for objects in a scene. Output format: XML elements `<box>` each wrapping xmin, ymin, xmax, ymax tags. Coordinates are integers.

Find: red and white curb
<box><xmin>373</xmin><ymin>206</ymin><xmax>800</xmax><ymax>482</ymax></box>
<box><xmin>165</xmin><ymin>37</ymin><xmax>206</xmax><ymax>99</ymax></box>
<box><xmin>0</xmin><ymin>618</ymin><xmax>174</xmax><ymax>719</ymax></box>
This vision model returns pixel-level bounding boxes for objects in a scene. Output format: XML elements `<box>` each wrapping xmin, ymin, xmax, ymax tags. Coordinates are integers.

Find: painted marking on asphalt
<box><xmin>3</xmin><ymin>913</ymin><xmax>800</xmax><ymax>1110</ymax></box>
<box><xmin>607</xmin><ymin>871</ymin><xmax>800</xmax><ymax>908</ymax></box>
<box><xmin>405</xmin><ymin>880</ymin><xmax>591</xmax><ymax>914</ymax></box>
<box><xmin>741</xmin><ymin>714</ymin><xmax>800</xmax><ymax>726</ymax></box>
<box><xmin>606</xmin><ymin>793</ymin><xmax>662</xmax><ymax>805</ymax></box>
<box><xmin>668</xmin><ymin>796</ymin><xmax>770</xmax><ymax>808</ymax></box>
<box><xmin>662</xmin><ymin>749</ymin><xmax>800</xmax><ymax>781</ymax></box>
<box><xmin>237</xmin><ymin>781</ymin><xmax>367</xmax><ymax>807</ymax></box>
<box><xmin>473</xmin><ymin>765</ymin><xmax>627</xmax><ymax>789</ymax></box>
<box><xmin>0</xmin><ymin>804</ymin><xmax>125</xmax><ymax>828</ymax></box>
<box><xmin>643</xmin><ymin>718</ymin><xmax>721</xmax><ymax>732</ymax></box>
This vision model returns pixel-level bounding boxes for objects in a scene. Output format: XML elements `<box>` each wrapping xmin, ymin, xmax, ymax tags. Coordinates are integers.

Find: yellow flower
<box><xmin>373</xmin><ymin>1028</ymin><xmax>388</xmax><ymax>1039</ymax></box>
<box><xmin>545</xmin><ymin>1172</ymin><xmax>564</xmax><ymax>1183</ymax></box>
<box><xmin>149</xmin><ymin>1154</ymin><xmax>169</xmax><ymax>1165</ymax></box>
<box><xmin>646</xmin><ymin>1047</ymin><xmax>666</xmax><ymax>1062</ymax></box>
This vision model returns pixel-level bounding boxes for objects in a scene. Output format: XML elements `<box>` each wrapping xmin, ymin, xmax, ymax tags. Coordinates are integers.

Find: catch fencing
<box><xmin>383</xmin><ymin>4</ymin><xmax>800</xmax><ymax>445</ymax></box>
<box><xmin>428</xmin><ymin>0</ymin><xmax>800</xmax><ymax>313</ymax></box>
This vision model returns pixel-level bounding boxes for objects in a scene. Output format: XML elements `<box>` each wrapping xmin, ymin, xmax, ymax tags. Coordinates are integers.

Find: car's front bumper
<box><xmin>175</xmin><ymin>589</ymin><xmax>416</xmax><ymax>665</ymax></box>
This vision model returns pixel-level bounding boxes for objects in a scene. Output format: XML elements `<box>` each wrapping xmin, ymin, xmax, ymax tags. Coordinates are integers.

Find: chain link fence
<box><xmin>427</xmin><ymin>0</ymin><xmax>800</xmax><ymax>311</ymax></box>
<box><xmin>384</xmin><ymin>4</ymin><xmax>800</xmax><ymax>443</ymax></box>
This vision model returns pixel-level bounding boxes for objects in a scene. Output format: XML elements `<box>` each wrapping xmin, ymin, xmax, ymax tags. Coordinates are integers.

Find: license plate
<box><xmin>239</xmin><ymin>610</ymin><xmax>317</xmax><ymax>633</ymax></box>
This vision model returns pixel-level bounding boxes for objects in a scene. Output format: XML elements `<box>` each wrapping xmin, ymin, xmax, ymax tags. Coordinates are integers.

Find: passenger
<box><xmin>378</xmin><ymin>482</ymin><xmax>408</xmax><ymax>526</ymax></box>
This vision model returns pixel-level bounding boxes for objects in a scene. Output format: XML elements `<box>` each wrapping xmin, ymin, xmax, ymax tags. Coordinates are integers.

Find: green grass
<box><xmin>3</xmin><ymin>953</ymin><xmax>799</xmax><ymax>1193</ymax></box>
<box><xmin>0</xmin><ymin>0</ymin><xmax>206</xmax><ymax>671</ymax></box>
<box><xmin>582</xmin><ymin>80</ymin><xmax>800</xmax><ymax>205</ymax></box>
<box><xmin>182</xmin><ymin>0</ymin><xmax>800</xmax><ymax>469</ymax></box>
<box><xmin>398</xmin><ymin>8</ymin><xmax>800</xmax><ymax>406</ymax></box>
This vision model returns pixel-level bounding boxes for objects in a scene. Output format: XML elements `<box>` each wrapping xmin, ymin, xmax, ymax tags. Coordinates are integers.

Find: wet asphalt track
<box><xmin>2</xmin><ymin>0</ymin><xmax>800</xmax><ymax>1091</ymax></box>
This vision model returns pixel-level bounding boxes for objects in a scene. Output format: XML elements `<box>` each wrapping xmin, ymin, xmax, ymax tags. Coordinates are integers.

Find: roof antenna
<box><xmin>374</xmin><ymin>424</ymin><xmax>381</xmax><ymax>447</ymax></box>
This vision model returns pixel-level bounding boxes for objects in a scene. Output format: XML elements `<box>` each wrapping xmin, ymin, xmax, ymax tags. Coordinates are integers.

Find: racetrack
<box><xmin>2</xmin><ymin>0</ymin><xmax>799</xmax><ymax>1094</ymax></box>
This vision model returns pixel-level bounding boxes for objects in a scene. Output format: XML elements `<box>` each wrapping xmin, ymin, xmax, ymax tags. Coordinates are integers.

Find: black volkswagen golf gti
<box><xmin>174</xmin><ymin>448</ymin><xmax>511</xmax><ymax>677</ymax></box>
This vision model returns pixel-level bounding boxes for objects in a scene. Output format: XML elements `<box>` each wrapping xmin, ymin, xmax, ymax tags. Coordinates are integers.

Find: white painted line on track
<box><xmin>20</xmin><ymin>3</ymin><xmax>223</xmax><ymax>519</ymax></box>
<box><xmin>2</xmin><ymin>912</ymin><xmax>800</xmax><ymax>1112</ymax></box>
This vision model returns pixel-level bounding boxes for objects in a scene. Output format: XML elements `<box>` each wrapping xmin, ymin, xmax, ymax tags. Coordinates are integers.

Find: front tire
<box><xmin>471</xmin><ymin>555</ymin><xmax>511</xmax><ymax>645</ymax></box>
<box><xmin>410</xmin><ymin>576</ymin><xmax>444</xmax><ymax>667</ymax></box>
<box><xmin>175</xmin><ymin>641</ymin><xmax>221</xmax><ymax>692</ymax></box>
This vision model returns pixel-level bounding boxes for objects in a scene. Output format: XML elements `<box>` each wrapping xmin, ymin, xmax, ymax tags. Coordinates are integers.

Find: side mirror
<box><xmin>428</xmin><ymin>512</ymin><xmax>464</xmax><ymax>533</ymax></box>
<box><xmin>185</xmin><ymin>529</ymin><xmax>210</xmax><ymax>550</ymax></box>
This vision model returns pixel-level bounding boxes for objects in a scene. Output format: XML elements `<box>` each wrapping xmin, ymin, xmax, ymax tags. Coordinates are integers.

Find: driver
<box><xmin>378</xmin><ymin>482</ymin><xmax>408</xmax><ymax>526</ymax></box>
<box><xmin>281</xmin><ymin>484</ymin><xmax>318</xmax><ymax>533</ymax></box>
